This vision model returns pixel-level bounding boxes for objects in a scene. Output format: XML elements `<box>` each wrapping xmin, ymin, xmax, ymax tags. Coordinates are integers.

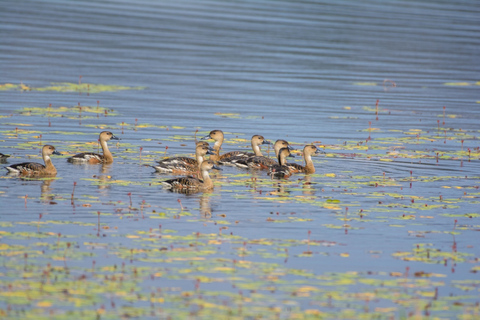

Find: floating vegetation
<box><xmin>18</xmin><ymin>105</ymin><xmax>118</xmax><ymax>119</ymax></box>
<box><xmin>1</xmin><ymin>88</ymin><xmax>480</xmax><ymax>319</ymax></box>
<box><xmin>0</xmin><ymin>82</ymin><xmax>146</xmax><ymax>93</ymax></box>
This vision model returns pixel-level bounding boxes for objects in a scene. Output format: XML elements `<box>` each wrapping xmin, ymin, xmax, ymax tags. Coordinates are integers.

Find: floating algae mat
<box><xmin>2</xmin><ymin>0</ymin><xmax>480</xmax><ymax>318</ymax></box>
<box><xmin>1</xmin><ymin>94</ymin><xmax>479</xmax><ymax>319</ymax></box>
<box><xmin>0</xmin><ymin>82</ymin><xmax>145</xmax><ymax>94</ymax></box>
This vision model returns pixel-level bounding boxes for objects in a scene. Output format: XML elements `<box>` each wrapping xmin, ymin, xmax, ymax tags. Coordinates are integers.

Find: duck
<box><xmin>161</xmin><ymin>160</ymin><xmax>222</xmax><ymax>191</ymax></box>
<box><xmin>268</xmin><ymin>147</ymin><xmax>295</xmax><ymax>178</ymax></box>
<box><xmin>5</xmin><ymin>145</ymin><xmax>61</xmax><ymax>175</ymax></box>
<box><xmin>68</xmin><ymin>131</ymin><xmax>120</xmax><ymax>164</ymax></box>
<box><xmin>153</xmin><ymin>144</ymin><xmax>214</xmax><ymax>174</ymax></box>
<box><xmin>0</xmin><ymin>153</ymin><xmax>10</xmax><ymax>163</ymax></box>
<box><xmin>201</xmin><ymin>129</ymin><xmax>224</xmax><ymax>162</ymax></box>
<box><xmin>234</xmin><ymin>139</ymin><xmax>294</xmax><ymax>169</ymax></box>
<box><xmin>218</xmin><ymin>135</ymin><xmax>271</xmax><ymax>166</ymax></box>
<box><xmin>196</xmin><ymin>141</ymin><xmax>212</xmax><ymax>148</ymax></box>
<box><xmin>285</xmin><ymin>145</ymin><xmax>323</xmax><ymax>174</ymax></box>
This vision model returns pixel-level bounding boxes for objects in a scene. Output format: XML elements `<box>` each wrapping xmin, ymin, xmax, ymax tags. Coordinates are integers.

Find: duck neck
<box><xmin>278</xmin><ymin>153</ymin><xmax>287</xmax><ymax>166</ymax></box>
<box><xmin>252</xmin><ymin>142</ymin><xmax>263</xmax><ymax>156</ymax></box>
<box><xmin>43</xmin><ymin>154</ymin><xmax>57</xmax><ymax>174</ymax></box>
<box><xmin>201</xmin><ymin>170</ymin><xmax>213</xmax><ymax>189</ymax></box>
<box><xmin>304</xmin><ymin>153</ymin><xmax>315</xmax><ymax>174</ymax></box>
<box><xmin>101</xmin><ymin>139</ymin><xmax>113</xmax><ymax>163</ymax></box>
<box><xmin>195</xmin><ymin>153</ymin><xmax>205</xmax><ymax>168</ymax></box>
<box><xmin>211</xmin><ymin>139</ymin><xmax>223</xmax><ymax>161</ymax></box>
<box><xmin>274</xmin><ymin>145</ymin><xmax>281</xmax><ymax>157</ymax></box>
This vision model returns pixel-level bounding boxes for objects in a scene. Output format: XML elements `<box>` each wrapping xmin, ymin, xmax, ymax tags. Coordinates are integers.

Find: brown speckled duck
<box><xmin>268</xmin><ymin>147</ymin><xmax>295</xmax><ymax>178</ymax></box>
<box><xmin>235</xmin><ymin>139</ymin><xmax>294</xmax><ymax>169</ymax></box>
<box><xmin>286</xmin><ymin>145</ymin><xmax>323</xmax><ymax>174</ymax></box>
<box><xmin>219</xmin><ymin>135</ymin><xmax>271</xmax><ymax>166</ymax></box>
<box><xmin>6</xmin><ymin>145</ymin><xmax>61</xmax><ymax>175</ymax></box>
<box><xmin>153</xmin><ymin>144</ymin><xmax>214</xmax><ymax>174</ymax></box>
<box><xmin>161</xmin><ymin>160</ymin><xmax>221</xmax><ymax>191</ymax></box>
<box><xmin>68</xmin><ymin>131</ymin><xmax>120</xmax><ymax>164</ymax></box>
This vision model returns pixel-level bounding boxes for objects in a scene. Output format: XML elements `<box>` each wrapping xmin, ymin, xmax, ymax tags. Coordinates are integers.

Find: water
<box><xmin>1</xmin><ymin>0</ymin><xmax>480</xmax><ymax>318</ymax></box>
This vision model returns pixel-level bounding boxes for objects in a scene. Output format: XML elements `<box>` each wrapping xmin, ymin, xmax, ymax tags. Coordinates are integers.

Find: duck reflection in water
<box><xmin>39</xmin><ymin>177</ymin><xmax>56</xmax><ymax>203</ymax></box>
<box><xmin>301</xmin><ymin>175</ymin><xmax>316</xmax><ymax>196</ymax></box>
<box><xmin>271</xmin><ymin>181</ymin><xmax>290</xmax><ymax>196</ymax></box>
<box><xmin>199</xmin><ymin>192</ymin><xmax>212</xmax><ymax>218</ymax></box>
<box><xmin>17</xmin><ymin>176</ymin><xmax>57</xmax><ymax>203</ymax></box>
<box><xmin>94</xmin><ymin>163</ymin><xmax>114</xmax><ymax>193</ymax></box>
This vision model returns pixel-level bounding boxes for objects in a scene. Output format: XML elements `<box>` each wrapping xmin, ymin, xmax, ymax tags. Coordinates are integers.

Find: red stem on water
<box><xmin>71</xmin><ymin>182</ymin><xmax>76</xmax><ymax>204</ymax></box>
<box><xmin>97</xmin><ymin>212</ymin><xmax>101</xmax><ymax>237</ymax></box>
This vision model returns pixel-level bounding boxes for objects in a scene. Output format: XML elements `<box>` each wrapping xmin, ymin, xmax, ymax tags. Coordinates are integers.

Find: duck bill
<box><xmin>212</xmin><ymin>165</ymin><xmax>222</xmax><ymax>171</ymax></box>
<box><xmin>111</xmin><ymin>134</ymin><xmax>121</xmax><ymax>140</ymax></box>
<box><xmin>201</xmin><ymin>134</ymin><xmax>211</xmax><ymax>140</ymax></box>
<box><xmin>262</xmin><ymin>140</ymin><xmax>272</xmax><ymax>145</ymax></box>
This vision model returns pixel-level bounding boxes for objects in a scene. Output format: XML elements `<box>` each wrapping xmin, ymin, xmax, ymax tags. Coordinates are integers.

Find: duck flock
<box><xmin>3</xmin><ymin>130</ymin><xmax>323</xmax><ymax>192</ymax></box>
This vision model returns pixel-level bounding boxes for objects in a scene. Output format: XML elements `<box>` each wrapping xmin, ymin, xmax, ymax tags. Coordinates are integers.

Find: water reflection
<box><xmin>301</xmin><ymin>175</ymin><xmax>315</xmax><ymax>196</ymax></box>
<box><xmin>92</xmin><ymin>164</ymin><xmax>113</xmax><ymax>194</ymax></box>
<box><xmin>272</xmin><ymin>181</ymin><xmax>290</xmax><ymax>196</ymax></box>
<box><xmin>39</xmin><ymin>178</ymin><xmax>55</xmax><ymax>203</ymax></box>
<box><xmin>199</xmin><ymin>192</ymin><xmax>212</xmax><ymax>218</ymax></box>
<box><xmin>16</xmin><ymin>175</ymin><xmax>57</xmax><ymax>204</ymax></box>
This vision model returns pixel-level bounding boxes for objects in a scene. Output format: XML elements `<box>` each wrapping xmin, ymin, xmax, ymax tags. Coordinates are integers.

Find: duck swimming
<box><xmin>161</xmin><ymin>160</ymin><xmax>221</xmax><ymax>191</ymax></box>
<box><xmin>234</xmin><ymin>139</ymin><xmax>294</xmax><ymax>169</ymax></box>
<box><xmin>153</xmin><ymin>144</ymin><xmax>214</xmax><ymax>174</ymax></box>
<box><xmin>201</xmin><ymin>129</ymin><xmax>224</xmax><ymax>162</ymax></box>
<box><xmin>218</xmin><ymin>135</ymin><xmax>271</xmax><ymax>166</ymax></box>
<box><xmin>0</xmin><ymin>153</ymin><xmax>10</xmax><ymax>163</ymax></box>
<box><xmin>6</xmin><ymin>145</ymin><xmax>61</xmax><ymax>175</ymax></box>
<box><xmin>286</xmin><ymin>145</ymin><xmax>323</xmax><ymax>174</ymax></box>
<box><xmin>68</xmin><ymin>131</ymin><xmax>120</xmax><ymax>164</ymax></box>
<box><xmin>268</xmin><ymin>147</ymin><xmax>295</xmax><ymax>178</ymax></box>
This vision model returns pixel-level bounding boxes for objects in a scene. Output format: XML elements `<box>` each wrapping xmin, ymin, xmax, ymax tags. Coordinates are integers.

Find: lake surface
<box><xmin>1</xmin><ymin>0</ymin><xmax>480</xmax><ymax>319</ymax></box>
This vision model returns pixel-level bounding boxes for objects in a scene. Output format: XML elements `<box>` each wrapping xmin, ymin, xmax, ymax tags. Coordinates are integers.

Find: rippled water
<box><xmin>1</xmin><ymin>0</ymin><xmax>480</xmax><ymax>318</ymax></box>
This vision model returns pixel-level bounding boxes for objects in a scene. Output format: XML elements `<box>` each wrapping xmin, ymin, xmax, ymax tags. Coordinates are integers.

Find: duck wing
<box><xmin>218</xmin><ymin>151</ymin><xmax>255</xmax><ymax>165</ymax></box>
<box><xmin>235</xmin><ymin>155</ymin><xmax>275</xmax><ymax>169</ymax></box>
<box><xmin>68</xmin><ymin>152</ymin><xmax>104</xmax><ymax>163</ymax></box>
<box><xmin>154</xmin><ymin>157</ymin><xmax>197</xmax><ymax>173</ymax></box>
<box><xmin>285</xmin><ymin>162</ymin><xmax>304</xmax><ymax>173</ymax></box>
<box><xmin>161</xmin><ymin>176</ymin><xmax>203</xmax><ymax>189</ymax></box>
<box><xmin>6</xmin><ymin>162</ymin><xmax>45</xmax><ymax>174</ymax></box>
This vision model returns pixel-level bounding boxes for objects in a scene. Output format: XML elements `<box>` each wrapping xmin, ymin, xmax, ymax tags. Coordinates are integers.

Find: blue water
<box><xmin>1</xmin><ymin>0</ymin><xmax>480</xmax><ymax>318</ymax></box>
